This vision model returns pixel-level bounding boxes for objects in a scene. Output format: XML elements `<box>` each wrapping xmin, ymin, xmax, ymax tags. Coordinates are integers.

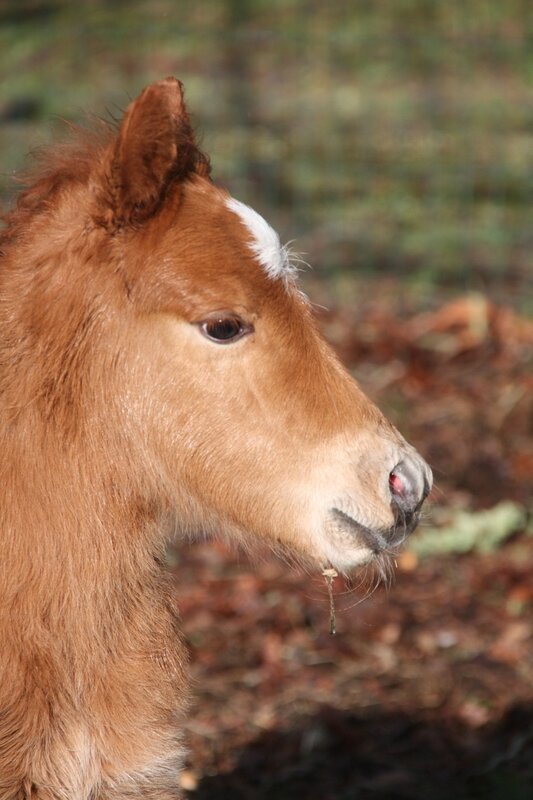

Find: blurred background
<box><xmin>1</xmin><ymin>1</ymin><xmax>532</xmax><ymax>798</ymax></box>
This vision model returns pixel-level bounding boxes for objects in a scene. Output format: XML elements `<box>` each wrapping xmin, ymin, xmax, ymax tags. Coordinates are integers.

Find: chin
<box><xmin>322</xmin><ymin>542</ymin><xmax>378</xmax><ymax>573</ymax></box>
<box><xmin>315</xmin><ymin>506</ymin><xmax>420</xmax><ymax>576</ymax></box>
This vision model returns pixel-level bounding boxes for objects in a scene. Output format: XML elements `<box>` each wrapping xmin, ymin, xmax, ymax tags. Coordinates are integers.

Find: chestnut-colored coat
<box><xmin>0</xmin><ymin>79</ymin><xmax>431</xmax><ymax>798</ymax></box>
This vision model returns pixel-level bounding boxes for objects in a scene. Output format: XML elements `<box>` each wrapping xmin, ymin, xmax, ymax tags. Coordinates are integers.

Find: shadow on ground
<box><xmin>188</xmin><ymin>703</ymin><xmax>533</xmax><ymax>800</ymax></box>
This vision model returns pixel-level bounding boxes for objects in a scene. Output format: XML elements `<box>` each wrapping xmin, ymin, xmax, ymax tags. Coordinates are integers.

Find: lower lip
<box><xmin>331</xmin><ymin>507</ymin><xmax>419</xmax><ymax>553</ymax></box>
<box><xmin>331</xmin><ymin>508</ymin><xmax>387</xmax><ymax>553</ymax></box>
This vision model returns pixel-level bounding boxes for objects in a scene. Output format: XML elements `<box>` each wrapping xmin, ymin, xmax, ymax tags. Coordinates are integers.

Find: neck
<box><xmin>0</xmin><ymin>411</ymin><xmax>169</xmax><ymax>664</ymax></box>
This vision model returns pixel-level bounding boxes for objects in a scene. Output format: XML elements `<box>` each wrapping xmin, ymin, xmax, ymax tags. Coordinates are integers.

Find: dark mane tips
<box><xmin>1</xmin><ymin>80</ymin><xmax>211</xmax><ymax>248</ymax></box>
<box><xmin>0</xmin><ymin>120</ymin><xmax>114</xmax><ymax>252</ymax></box>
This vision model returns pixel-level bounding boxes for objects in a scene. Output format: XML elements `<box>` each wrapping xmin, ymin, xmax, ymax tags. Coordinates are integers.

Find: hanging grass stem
<box><xmin>322</xmin><ymin>568</ymin><xmax>338</xmax><ymax>635</ymax></box>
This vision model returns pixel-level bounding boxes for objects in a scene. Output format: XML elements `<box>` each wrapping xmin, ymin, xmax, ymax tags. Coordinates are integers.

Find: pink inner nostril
<box><xmin>389</xmin><ymin>471</ymin><xmax>406</xmax><ymax>496</ymax></box>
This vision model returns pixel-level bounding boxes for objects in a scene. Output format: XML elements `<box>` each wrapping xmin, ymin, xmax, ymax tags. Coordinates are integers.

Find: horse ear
<box><xmin>103</xmin><ymin>77</ymin><xmax>206</xmax><ymax>227</ymax></box>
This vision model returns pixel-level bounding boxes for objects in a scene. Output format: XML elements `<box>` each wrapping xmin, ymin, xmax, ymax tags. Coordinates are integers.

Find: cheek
<box><xmin>131</xmin><ymin>314</ymin><xmax>328</xmax><ymax>522</ymax></box>
<box><xmin>139</xmin><ymin>317</ymin><xmax>264</xmax><ymax>456</ymax></box>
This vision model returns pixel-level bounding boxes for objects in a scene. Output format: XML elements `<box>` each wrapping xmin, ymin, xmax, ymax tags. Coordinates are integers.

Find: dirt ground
<box><xmin>170</xmin><ymin>293</ymin><xmax>532</xmax><ymax>799</ymax></box>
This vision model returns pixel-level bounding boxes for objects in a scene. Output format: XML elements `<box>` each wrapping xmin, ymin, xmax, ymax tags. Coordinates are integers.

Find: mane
<box><xmin>0</xmin><ymin>123</ymin><xmax>109</xmax><ymax>252</ymax></box>
<box><xmin>0</xmin><ymin>115</ymin><xmax>211</xmax><ymax>253</ymax></box>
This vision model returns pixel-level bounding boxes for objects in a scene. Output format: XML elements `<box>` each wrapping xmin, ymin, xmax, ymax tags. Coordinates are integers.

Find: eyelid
<box><xmin>196</xmin><ymin>309</ymin><xmax>250</xmax><ymax>322</ymax></box>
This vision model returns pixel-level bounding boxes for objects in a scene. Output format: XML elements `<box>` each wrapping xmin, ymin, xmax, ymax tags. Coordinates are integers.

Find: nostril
<box><xmin>389</xmin><ymin>470</ymin><xmax>407</xmax><ymax>498</ymax></box>
<box><xmin>389</xmin><ymin>459</ymin><xmax>426</xmax><ymax>516</ymax></box>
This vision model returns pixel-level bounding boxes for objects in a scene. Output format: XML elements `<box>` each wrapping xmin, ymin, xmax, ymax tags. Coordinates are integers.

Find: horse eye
<box><xmin>200</xmin><ymin>315</ymin><xmax>249</xmax><ymax>344</ymax></box>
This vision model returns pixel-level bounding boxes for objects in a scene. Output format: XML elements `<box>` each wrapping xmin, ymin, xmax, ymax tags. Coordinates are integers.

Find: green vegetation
<box><xmin>409</xmin><ymin>501</ymin><xmax>530</xmax><ymax>558</ymax></box>
<box><xmin>0</xmin><ymin>0</ymin><xmax>531</xmax><ymax>307</ymax></box>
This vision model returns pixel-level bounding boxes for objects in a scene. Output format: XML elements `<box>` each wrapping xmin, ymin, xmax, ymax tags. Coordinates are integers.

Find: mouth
<box><xmin>330</xmin><ymin>507</ymin><xmax>420</xmax><ymax>554</ymax></box>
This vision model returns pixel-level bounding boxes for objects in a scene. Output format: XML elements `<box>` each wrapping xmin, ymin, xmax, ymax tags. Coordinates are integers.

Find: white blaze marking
<box><xmin>225</xmin><ymin>196</ymin><xmax>297</xmax><ymax>282</ymax></box>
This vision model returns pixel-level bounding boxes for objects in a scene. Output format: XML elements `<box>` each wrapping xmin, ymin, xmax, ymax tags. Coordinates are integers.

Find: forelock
<box><xmin>225</xmin><ymin>197</ymin><xmax>298</xmax><ymax>283</ymax></box>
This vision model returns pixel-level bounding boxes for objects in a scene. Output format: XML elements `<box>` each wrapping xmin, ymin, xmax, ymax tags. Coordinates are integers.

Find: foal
<box><xmin>0</xmin><ymin>78</ymin><xmax>432</xmax><ymax>798</ymax></box>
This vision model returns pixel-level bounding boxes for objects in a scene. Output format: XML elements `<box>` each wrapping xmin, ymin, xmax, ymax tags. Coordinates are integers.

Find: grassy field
<box><xmin>0</xmin><ymin>0</ymin><xmax>531</xmax><ymax>308</ymax></box>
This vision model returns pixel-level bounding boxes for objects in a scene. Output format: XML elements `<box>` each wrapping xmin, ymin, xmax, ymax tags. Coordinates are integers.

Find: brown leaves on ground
<box><xmin>173</xmin><ymin>292</ymin><xmax>532</xmax><ymax>799</ymax></box>
<box><xmin>323</xmin><ymin>292</ymin><xmax>532</xmax><ymax>508</ymax></box>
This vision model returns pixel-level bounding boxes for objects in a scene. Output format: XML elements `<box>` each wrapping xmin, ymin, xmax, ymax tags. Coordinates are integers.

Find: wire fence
<box><xmin>0</xmin><ymin>0</ymin><xmax>531</xmax><ymax>308</ymax></box>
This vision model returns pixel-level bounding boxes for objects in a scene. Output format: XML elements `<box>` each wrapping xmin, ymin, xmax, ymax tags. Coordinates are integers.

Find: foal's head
<box><xmin>1</xmin><ymin>78</ymin><xmax>431</xmax><ymax>573</ymax></box>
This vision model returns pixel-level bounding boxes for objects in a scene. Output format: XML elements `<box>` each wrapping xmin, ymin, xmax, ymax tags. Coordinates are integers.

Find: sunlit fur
<box><xmin>225</xmin><ymin>196</ymin><xmax>298</xmax><ymax>283</ymax></box>
<box><xmin>0</xmin><ymin>78</ymin><xmax>430</xmax><ymax>799</ymax></box>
